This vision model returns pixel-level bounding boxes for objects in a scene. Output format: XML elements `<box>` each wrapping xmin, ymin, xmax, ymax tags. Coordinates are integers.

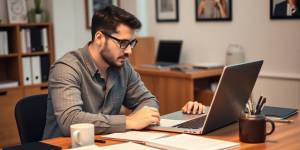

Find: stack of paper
<box><xmin>69</xmin><ymin>142</ymin><xmax>159</xmax><ymax>150</ymax></box>
<box><xmin>102</xmin><ymin>131</ymin><xmax>168</xmax><ymax>142</ymax></box>
<box><xmin>146</xmin><ymin>134</ymin><xmax>240</xmax><ymax>150</ymax></box>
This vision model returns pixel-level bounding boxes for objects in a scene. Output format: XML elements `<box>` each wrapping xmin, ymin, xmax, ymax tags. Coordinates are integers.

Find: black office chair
<box><xmin>15</xmin><ymin>94</ymin><xmax>48</xmax><ymax>144</ymax></box>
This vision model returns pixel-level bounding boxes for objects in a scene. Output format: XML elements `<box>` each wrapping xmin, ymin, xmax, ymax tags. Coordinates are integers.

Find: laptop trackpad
<box><xmin>160</xmin><ymin>111</ymin><xmax>206</xmax><ymax>128</ymax></box>
<box><xmin>161</xmin><ymin>111</ymin><xmax>205</xmax><ymax>120</ymax></box>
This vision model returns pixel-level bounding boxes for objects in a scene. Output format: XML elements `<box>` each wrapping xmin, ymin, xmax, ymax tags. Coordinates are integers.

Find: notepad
<box><xmin>69</xmin><ymin>142</ymin><xmax>159</xmax><ymax>150</ymax></box>
<box><xmin>146</xmin><ymin>134</ymin><xmax>240</xmax><ymax>150</ymax></box>
<box><xmin>102</xmin><ymin>131</ymin><xmax>168</xmax><ymax>142</ymax></box>
<box><xmin>262</xmin><ymin>106</ymin><xmax>298</xmax><ymax>119</ymax></box>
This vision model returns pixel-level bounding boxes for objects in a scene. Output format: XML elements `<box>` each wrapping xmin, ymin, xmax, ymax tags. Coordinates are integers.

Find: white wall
<box><xmin>123</xmin><ymin>0</ymin><xmax>300</xmax><ymax>108</ymax></box>
<box><xmin>52</xmin><ymin>0</ymin><xmax>90</xmax><ymax>59</ymax></box>
<box><xmin>145</xmin><ymin>0</ymin><xmax>300</xmax><ymax>76</ymax></box>
<box><xmin>49</xmin><ymin>0</ymin><xmax>300</xmax><ymax>108</ymax></box>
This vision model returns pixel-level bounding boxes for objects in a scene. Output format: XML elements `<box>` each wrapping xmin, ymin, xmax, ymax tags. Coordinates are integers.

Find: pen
<box><xmin>255</xmin><ymin>96</ymin><xmax>263</xmax><ymax>114</ymax></box>
<box><xmin>95</xmin><ymin>139</ymin><xmax>106</xmax><ymax>143</ymax></box>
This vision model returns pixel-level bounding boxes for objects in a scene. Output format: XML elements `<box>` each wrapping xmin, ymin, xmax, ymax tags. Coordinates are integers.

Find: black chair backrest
<box><xmin>15</xmin><ymin>94</ymin><xmax>48</xmax><ymax>144</ymax></box>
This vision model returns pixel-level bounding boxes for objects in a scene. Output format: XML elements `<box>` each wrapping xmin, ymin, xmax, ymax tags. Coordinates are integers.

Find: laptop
<box><xmin>148</xmin><ymin>60</ymin><xmax>263</xmax><ymax>134</ymax></box>
<box><xmin>142</xmin><ymin>40</ymin><xmax>182</xmax><ymax>68</ymax></box>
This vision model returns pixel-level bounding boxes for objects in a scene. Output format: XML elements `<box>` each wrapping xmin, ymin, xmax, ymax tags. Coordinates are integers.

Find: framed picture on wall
<box><xmin>7</xmin><ymin>0</ymin><xmax>28</xmax><ymax>24</ymax></box>
<box><xmin>156</xmin><ymin>0</ymin><xmax>179</xmax><ymax>22</ymax></box>
<box><xmin>270</xmin><ymin>0</ymin><xmax>300</xmax><ymax>19</ymax></box>
<box><xmin>85</xmin><ymin>0</ymin><xmax>120</xmax><ymax>29</ymax></box>
<box><xmin>195</xmin><ymin>0</ymin><xmax>232</xmax><ymax>21</ymax></box>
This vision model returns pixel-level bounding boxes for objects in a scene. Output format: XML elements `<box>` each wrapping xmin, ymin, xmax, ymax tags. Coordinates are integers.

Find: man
<box><xmin>43</xmin><ymin>6</ymin><xmax>204</xmax><ymax>139</ymax></box>
<box><xmin>274</xmin><ymin>0</ymin><xmax>300</xmax><ymax>17</ymax></box>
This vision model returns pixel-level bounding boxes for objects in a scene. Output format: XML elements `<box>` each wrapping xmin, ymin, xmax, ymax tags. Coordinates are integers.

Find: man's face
<box><xmin>100</xmin><ymin>24</ymin><xmax>135</xmax><ymax>67</ymax></box>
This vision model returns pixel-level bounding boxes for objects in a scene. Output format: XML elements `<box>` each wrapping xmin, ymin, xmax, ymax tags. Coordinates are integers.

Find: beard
<box><xmin>100</xmin><ymin>44</ymin><xmax>128</xmax><ymax>68</ymax></box>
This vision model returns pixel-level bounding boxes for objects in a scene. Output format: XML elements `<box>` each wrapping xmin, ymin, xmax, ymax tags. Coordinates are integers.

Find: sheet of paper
<box><xmin>68</xmin><ymin>142</ymin><xmax>159</xmax><ymax>150</ymax></box>
<box><xmin>159</xmin><ymin>119</ymin><xmax>186</xmax><ymax>127</ymax></box>
<box><xmin>146</xmin><ymin>134</ymin><xmax>240</xmax><ymax>150</ymax></box>
<box><xmin>102</xmin><ymin>131</ymin><xmax>168</xmax><ymax>142</ymax></box>
<box><xmin>99</xmin><ymin>142</ymin><xmax>159</xmax><ymax>150</ymax></box>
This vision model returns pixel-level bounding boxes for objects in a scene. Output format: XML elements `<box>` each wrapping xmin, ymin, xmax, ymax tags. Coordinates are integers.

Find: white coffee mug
<box><xmin>70</xmin><ymin>123</ymin><xmax>95</xmax><ymax>148</ymax></box>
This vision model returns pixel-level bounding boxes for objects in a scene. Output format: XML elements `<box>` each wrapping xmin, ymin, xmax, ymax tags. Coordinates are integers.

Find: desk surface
<box><xmin>135</xmin><ymin>66</ymin><xmax>223</xmax><ymax>79</ymax></box>
<box><xmin>43</xmin><ymin>113</ymin><xmax>300</xmax><ymax>149</ymax></box>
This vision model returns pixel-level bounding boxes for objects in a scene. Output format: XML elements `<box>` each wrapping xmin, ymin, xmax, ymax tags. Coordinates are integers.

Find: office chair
<box><xmin>15</xmin><ymin>94</ymin><xmax>48</xmax><ymax>144</ymax></box>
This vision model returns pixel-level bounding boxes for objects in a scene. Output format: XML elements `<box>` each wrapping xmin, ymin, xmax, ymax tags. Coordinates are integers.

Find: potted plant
<box><xmin>34</xmin><ymin>0</ymin><xmax>43</xmax><ymax>22</ymax></box>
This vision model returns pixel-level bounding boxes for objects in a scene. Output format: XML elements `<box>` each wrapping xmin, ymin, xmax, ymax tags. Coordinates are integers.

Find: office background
<box><xmin>0</xmin><ymin>0</ymin><xmax>299</xmax><ymax>108</ymax></box>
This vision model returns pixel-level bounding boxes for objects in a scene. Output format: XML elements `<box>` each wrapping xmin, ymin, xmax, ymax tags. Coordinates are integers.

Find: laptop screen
<box><xmin>156</xmin><ymin>40</ymin><xmax>182</xmax><ymax>64</ymax></box>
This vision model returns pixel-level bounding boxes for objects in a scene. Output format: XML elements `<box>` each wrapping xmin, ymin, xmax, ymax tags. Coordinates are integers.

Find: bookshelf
<box><xmin>0</xmin><ymin>23</ymin><xmax>55</xmax><ymax>147</ymax></box>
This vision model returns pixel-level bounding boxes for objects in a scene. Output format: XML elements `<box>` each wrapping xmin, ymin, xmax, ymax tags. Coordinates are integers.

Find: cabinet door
<box><xmin>0</xmin><ymin>88</ymin><xmax>23</xmax><ymax>147</ymax></box>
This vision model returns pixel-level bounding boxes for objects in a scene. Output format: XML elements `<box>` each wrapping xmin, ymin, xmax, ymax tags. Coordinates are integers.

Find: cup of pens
<box><xmin>239</xmin><ymin>96</ymin><xmax>275</xmax><ymax>143</ymax></box>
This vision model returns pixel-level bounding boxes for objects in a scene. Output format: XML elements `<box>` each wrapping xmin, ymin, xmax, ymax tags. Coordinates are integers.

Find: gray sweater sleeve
<box><xmin>49</xmin><ymin>63</ymin><xmax>126</xmax><ymax>136</ymax></box>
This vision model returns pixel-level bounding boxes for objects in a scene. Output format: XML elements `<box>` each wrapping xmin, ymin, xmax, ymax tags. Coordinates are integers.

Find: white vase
<box><xmin>35</xmin><ymin>14</ymin><xmax>42</xmax><ymax>23</ymax></box>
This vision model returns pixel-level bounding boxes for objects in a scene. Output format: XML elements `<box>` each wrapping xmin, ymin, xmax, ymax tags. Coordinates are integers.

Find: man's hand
<box><xmin>126</xmin><ymin>106</ymin><xmax>160</xmax><ymax>130</ymax></box>
<box><xmin>182</xmin><ymin>101</ymin><xmax>205</xmax><ymax>114</ymax></box>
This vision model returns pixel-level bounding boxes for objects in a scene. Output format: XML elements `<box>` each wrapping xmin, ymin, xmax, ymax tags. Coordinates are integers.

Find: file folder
<box><xmin>22</xmin><ymin>57</ymin><xmax>32</xmax><ymax>85</ymax></box>
<box><xmin>31</xmin><ymin>56</ymin><xmax>42</xmax><ymax>84</ymax></box>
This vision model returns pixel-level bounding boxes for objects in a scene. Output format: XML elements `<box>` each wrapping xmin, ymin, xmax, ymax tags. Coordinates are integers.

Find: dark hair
<box><xmin>91</xmin><ymin>5</ymin><xmax>142</xmax><ymax>41</ymax></box>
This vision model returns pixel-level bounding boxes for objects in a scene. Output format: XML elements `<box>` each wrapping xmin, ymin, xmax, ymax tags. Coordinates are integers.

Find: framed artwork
<box><xmin>195</xmin><ymin>0</ymin><xmax>232</xmax><ymax>21</ymax></box>
<box><xmin>85</xmin><ymin>0</ymin><xmax>120</xmax><ymax>29</ymax></box>
<box><xmin>156</xmin><ymin>0</ymin><xmax>179</xmax><ymax>22</ymax></box>
<box><xmin>7</xmin><ymin>0</ymin><xmax>28</xmax><ymax>24</ymax></box>
<box><xmin>270</xmin><ymin>0</ymin><xmax>300</xmax><ymax>19</ymax></box>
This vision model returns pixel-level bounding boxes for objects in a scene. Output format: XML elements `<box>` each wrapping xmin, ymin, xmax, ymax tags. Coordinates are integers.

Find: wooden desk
<box><xmin>135</xmin><ymin>66</ymin><xmax>223</xmax><ymax>115</ymax></box>
<box><xmin>42</xmin><ymin>114</ymin><xmax>300</xmax><ymax>149</ymax></box>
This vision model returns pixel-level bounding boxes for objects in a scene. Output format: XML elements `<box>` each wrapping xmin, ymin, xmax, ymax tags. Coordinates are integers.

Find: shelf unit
<box><xmin>0</xmin><ymin>23</ymin><xmax>55</xmax><ymax>147</ymax></box>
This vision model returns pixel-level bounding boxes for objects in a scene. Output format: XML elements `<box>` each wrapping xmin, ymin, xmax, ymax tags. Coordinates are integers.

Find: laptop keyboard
<box><xmin>175</xmin><ymin>116</ymin><xmax>206</xmax><ymax>129</ymax></box>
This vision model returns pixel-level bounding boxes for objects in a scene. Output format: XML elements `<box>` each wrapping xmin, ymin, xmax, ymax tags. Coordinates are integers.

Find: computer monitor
<box><xmin>156</xmin><ymin>40</ymin><xmax>182</xmax><ymax>65</ymax></box>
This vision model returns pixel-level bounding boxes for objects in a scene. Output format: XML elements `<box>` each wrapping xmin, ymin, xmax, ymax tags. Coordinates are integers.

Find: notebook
<box><xmin>148</xmin><ymin>60</ymin><xmax>263</xmax><ymax>134</ymax></box>
<box><xmin>262</xmin><ymin>106</ymin><xmax>298</xmax><ymax>119</ymax></box>
<box><xmin>145</xmin><ymin>134</ymin><xmax>239</xmax><ymax>150</ymax></box>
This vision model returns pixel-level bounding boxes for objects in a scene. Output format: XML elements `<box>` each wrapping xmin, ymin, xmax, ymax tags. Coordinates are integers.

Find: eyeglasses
<box><xmin>102</xmin><ymin>32</ymin><xmax>138</xmax><ymax>49</ymax></box>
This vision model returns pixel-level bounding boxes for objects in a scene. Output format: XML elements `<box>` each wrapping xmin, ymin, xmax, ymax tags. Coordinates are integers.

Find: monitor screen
<box><xmin>156</xmin><ymin>40</ymin><xmax>182</xmax><ymax>64</ymax></box>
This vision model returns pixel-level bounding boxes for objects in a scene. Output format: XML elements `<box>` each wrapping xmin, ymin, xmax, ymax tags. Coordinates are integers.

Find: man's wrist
<box><xmin>125</xmin><ymin>116</ymin><xmax>133</xmax><ymax>130</ymax></box>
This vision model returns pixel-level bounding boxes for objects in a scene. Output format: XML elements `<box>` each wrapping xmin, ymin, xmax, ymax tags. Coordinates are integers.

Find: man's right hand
<box><xmin>125</xmin><ymin>106</ymin><xmax>160</xmax><ymax>130</ymax></box>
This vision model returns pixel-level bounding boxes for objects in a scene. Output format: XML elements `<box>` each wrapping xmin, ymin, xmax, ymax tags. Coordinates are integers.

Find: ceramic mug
<box><xmin>239</xmin><ymin>114</ymin><xmax>275</xmax><ymax>143</ymax></box>
<box><xmin>70</xmin><ymin>123</ymin><xmax>95</xmax><ymax>148</ymax></box>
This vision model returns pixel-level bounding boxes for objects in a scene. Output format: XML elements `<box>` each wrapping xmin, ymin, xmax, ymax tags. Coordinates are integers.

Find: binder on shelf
<box><xmin>20</xmin><ymin>29</ymin><xmax>27</xmax><ymax>53</ymax></box>
<box><xmin>22</xmin><ymin>57</ymin><xmax>32</xmax><ymax>85</ymax></box>
<box><xmin>0</xmin><ymin>31</ymin><xmax>8</xmax><ymax>55</ymax></box>
<box><xmin>31</xmin><ymin>56</ymin><xmax>42</xmax><ymax>84</ymax></box>
<box><xmin>0</xmin><ymin>31</ymin><xmax>3</xmax><ymax>55</ymax></box>
<box><xmin>25</xmin><ymin>29</ymin><xmax>31</xmax><ymax>53</ymax></box>
<box><xmin>42</xmin><ymin>28</ymin><xmax>48</xmax><ymax>52</ymax></box>
<box><xmin>3</xmin><ymin>31</ymin><xmax>8</xmax><ymax>55</ymax></box>
<box><xmin>40</xmin><ymin>56</ymin><xmax>49</xmax><ymax>82</ymax></box>
<box><xmin>30</xmin><ymin>28</ymin><xmax>43</xmax><ymax>52</ymax></box>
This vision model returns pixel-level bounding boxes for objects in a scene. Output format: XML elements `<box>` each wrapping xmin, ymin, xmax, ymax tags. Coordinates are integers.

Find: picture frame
<box><xmin>7</xmin><ymin>0</ymin><xmax>28</xmax><ymax>24</ymax></box>
<box><xmin>85</xmin><ymin>0</ymin><xmax>120</xmax><ymax>29</ymax></box>
<box><xmin>270</xmin><ymin>0</ymin><xmax>300</xmax><ymax>19</ymax></box>
<box><xmin>195</xmin><ymin>0</ymin><xmax>232</xmax><ymax>21</ymax></box>
<box><xmin>155</xmin><ymin>0</ymin><xmax>179</xmax><ymax>22</ymax></box>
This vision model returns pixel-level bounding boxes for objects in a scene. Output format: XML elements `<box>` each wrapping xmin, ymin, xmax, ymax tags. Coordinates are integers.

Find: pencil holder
<box><xmin>239</xmin><ymin>114</ymin><xmax>275</xmax><ymax>143</ymax></box>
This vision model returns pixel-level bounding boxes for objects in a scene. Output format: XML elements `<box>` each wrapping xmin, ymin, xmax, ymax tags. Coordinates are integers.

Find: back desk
<box><xmin>134</xmin><ymin>66</ymin><xmax>223</xmax><ymax>115</ymax></box>
<box><xmin>42</xmin><ymin>114</ymin><xmax>300</xmax><ymax>149</ymax></box>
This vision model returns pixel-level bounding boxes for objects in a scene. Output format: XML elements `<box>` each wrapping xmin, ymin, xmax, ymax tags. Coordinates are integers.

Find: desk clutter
<box><xmin>68</xmin><ymin>132</ymin><xmax>239</xmax><ymax>150</ymax></box>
